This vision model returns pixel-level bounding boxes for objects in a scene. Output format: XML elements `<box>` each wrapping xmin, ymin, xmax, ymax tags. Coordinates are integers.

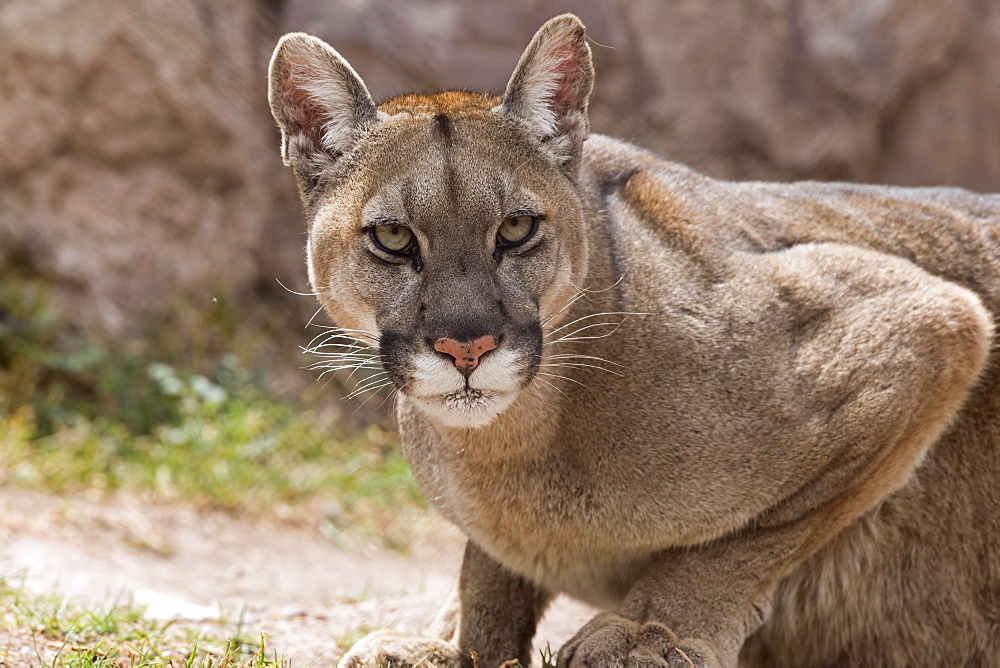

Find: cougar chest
<box><xmin>405</xmin><ymin>434</ymin><xmax>646</xmax><ymax>604</ymax></box>
<box><xmin>435</xmin><ymin>447</ymin><xmax>586</xmax><ymax>548</ymax></box>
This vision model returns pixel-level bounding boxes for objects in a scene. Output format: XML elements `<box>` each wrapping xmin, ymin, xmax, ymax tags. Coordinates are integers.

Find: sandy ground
<box><xmin>0</xmin><ymin>488</ymin><xmax>595</xmax><ymax>666</ymax></box>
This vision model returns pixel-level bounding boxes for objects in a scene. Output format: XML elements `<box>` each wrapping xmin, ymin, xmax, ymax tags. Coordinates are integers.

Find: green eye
<box><xmin>371</xmin><ymin>224</ymin><xmax>416</xmax><ymax>255</ymax></box>
<box><xmin>497</xmin><ymin>215</ymin><xmax>538</xmax><ymax>247</ymax></box>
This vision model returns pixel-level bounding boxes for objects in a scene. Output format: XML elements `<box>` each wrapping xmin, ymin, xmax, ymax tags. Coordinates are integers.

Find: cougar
<box><xmin>268</xmin><ymin>13</ymin><xmax>1000</xmax><ymax>667</ymax></box>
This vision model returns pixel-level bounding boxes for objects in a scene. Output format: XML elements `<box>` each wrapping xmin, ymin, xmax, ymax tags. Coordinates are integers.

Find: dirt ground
<box><xmin>0</xmin><ymin>488</ymin><xmax>595</xmax><ymax>666</ymax></box>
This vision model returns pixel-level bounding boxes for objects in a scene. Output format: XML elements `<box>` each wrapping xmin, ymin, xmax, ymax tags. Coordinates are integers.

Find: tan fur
<box><xmin>378</xmin><ymin>91</ymin><xmax>501</xmax><ymax>117</ymax></box>
<box><xmin>269</xmin><ymin>14</ymin><xmax>1000</xmax><ymax>668</ymax></box>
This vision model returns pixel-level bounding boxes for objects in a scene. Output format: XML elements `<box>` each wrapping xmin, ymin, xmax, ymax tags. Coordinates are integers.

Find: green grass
<box><xmin>0</xmin><ymin>575</ymin><xmax>288</xmax><ymax>667</ymax></box>
<box><xmin>0</xmin><ymin>276</ymin><xmax>423</xmax><ymax>546</ymax></box>
<box><xmin>0</xmin><ymin>277</ymin><xmax>432</xmax><ymax>664</ymax></box>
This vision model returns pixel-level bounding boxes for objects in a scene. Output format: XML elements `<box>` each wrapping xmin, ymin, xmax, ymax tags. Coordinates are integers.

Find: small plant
<box><xmin>537</xmin><ymin>643</ymin><xmax>557</xmax><ymax>668</ymax></box>
<box><xmin>0</xmin><ymin>576</ymin><xmax>288</xmax><ymax>667</ymax></box>
<box><xmin>333</xmin><ymin>624</ymin><xmax>373</xmax><ymax>652</ymax></box>
<box><xmin>0</xmin><ymin>277</ymin><xmax>424</xmax><ymax>546</ymax></box>
<box><xmin>0</xmin><ymin>276</ymin><xmax>429</xmax><ymax>664</ymax></box>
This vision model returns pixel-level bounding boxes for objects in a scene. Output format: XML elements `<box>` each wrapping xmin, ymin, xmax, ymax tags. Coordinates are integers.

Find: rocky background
<box><xmin>2</xmin><ymin>0</ymin><xmax>999</xmax><ymax>338</ymax></box>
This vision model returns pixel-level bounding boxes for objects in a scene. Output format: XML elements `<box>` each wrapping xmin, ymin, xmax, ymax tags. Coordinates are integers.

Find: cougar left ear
<box><xmin>268</xmin><ymin>33</ymin><xmax>377</xmax><ymax>188</ymax></box>
<box><xmin>501</xmin><ymin>14</ymin><xmax>594</xmax><ymax>175</ymax></box>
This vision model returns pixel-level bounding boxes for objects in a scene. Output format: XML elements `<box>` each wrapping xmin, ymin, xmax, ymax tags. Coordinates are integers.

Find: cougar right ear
<box><xmin>268</xmin><ymin>33</ymin><xmax>377</xmax><ymax>186</ymax></box>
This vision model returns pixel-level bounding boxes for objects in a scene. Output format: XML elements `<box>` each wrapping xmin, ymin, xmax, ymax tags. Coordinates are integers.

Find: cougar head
<box><xmin>268</xmin><ymin>15</ymin><xmax>594</xmax><ymax>428</ymax></box>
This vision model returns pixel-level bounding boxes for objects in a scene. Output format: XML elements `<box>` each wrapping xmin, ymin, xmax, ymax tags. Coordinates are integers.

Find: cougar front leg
<box><xmin>557</xmin><ymin>526</ymin><xmax>791</xmax><ymax>668</ymax></box>
<box><xmin>339</xmin><ymin>541</ymin><xmax>551</xmax><ymax>667</ymax></box>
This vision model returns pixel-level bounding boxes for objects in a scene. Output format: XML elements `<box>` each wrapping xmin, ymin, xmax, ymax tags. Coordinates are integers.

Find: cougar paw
<box><xmin>337</xmin><ymin>629</ymin><xmax>463</xmax><ymax>668</ymax></box>
<box><xmin>557</xmin><ymin>613</ymin><xmax>716</xmax><ymax>668</ymax></box>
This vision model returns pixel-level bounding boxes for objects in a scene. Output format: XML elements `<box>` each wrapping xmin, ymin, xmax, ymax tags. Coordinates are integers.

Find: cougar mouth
<box><xmin>411</xmin><ymin>386</ymin><xmax>519</xmax><ymax>429</ymax></box>
<box><xmin>444</xmin><ymin>388</ymin><xmax>490</xmax><ymax>410</ymax></box>
<box><xmin>388</xmin><ymin>337</ymin><xmax>540</xmax><ymax>428</ymax></box>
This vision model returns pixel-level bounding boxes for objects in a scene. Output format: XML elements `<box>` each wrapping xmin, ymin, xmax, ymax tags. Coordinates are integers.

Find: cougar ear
<box><xmin>501</xmin><ymin>14</ymin><xmax>594</xmax><ymax>175</ymax></box>
<box><xmin>268</xmin><ymin>33</ymin><xmax>377</xmax><ymax>186</ymax></box>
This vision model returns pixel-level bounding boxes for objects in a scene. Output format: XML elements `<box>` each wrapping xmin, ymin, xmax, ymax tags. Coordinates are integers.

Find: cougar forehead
<box><xmin>378</xmin><ymin>90</ymin><xmax>500</xmax><ymax>116</ymax></box>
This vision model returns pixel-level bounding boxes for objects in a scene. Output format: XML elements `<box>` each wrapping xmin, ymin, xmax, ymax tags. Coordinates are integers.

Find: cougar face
<box><xmin>270</xmin><ymin>21</ymin><xmax>593</xmax><ymax>427</ymax></box>
<box><xmin>302</xmin><ymin>97</ymin><xmax>588</xmax><ymax>428</ymax></box>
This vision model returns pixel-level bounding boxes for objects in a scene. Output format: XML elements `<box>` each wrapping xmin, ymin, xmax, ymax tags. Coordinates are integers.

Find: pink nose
<box><xmin>434</xmin><ymin>335</ymin><xmax>497</xmax><ymax>373</ymax></box>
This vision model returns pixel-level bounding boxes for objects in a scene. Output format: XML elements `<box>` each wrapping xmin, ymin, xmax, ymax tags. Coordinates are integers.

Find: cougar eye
<box><xmin>371</xmin><ymin>224</ymin><xmax>417</xmax><ymax>256</ymax></box>
<box><xmin>497</xmin><ymin>215</ymin><xmax>538</xmax><ymax>248</ymax></box>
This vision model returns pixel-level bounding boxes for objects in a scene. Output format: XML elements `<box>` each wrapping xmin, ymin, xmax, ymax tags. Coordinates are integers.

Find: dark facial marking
<box><xmin>434</xmin><ymin>113</ymin><xmax>454</xmax><ymax>142</ymax></box>
<box><xmin>378</xmin><ymin>327</ymin><xmax>415</xmax><ymax>390</ymax></box>
<box><xmin>443</xmin><ymin>159</ymin><xmax>460</xmax><ymax>206</ymax></box>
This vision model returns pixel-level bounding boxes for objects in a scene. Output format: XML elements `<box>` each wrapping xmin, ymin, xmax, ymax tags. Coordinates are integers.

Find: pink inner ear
<box><xmin>280</xmin><ymin>70</ymin><xmax>325</xmax><ymax>143</ymax></box>
<box><xmin>549</xmin><ymin>36</ymin><xmax>586</xmax><ymax>114</ymax></box>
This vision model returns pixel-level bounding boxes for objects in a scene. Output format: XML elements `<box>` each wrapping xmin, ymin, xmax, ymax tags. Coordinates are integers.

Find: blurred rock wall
<box><xmin>291</xmin><ymin>0</ymin><xmax>1000</xmax><ymax>189</ymax></box>
<box><xmin>2</xmin><ymin>0</ymin><xmax>999</xmax><ymax>337</ymax></box>
<box><xmin>0</xmin><ymin>0</ymin><xmax>296</xmax><ymax>335</ymax></box>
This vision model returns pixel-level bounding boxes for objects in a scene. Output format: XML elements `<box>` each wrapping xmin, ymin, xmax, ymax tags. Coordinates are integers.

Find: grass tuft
<box><xmin>0</xmin><ymin>276</ymin><xmax>431</xmax><ymax>665</ymax></box>
<box><xmin>0</xmin><ymin>277</ymin><xmax>424</xmax><ymax>548</ymax></box>
<box><xmin>0</xmin><ymin>575</ymin><xmax>290</xmax><ymax>667</ymax></box>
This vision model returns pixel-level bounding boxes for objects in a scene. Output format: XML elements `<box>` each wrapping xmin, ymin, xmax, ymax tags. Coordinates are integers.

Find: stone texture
<box><xmin>2</xmin><ymin>0</ymin><xmax>999</xmax><ymax>337</ymax></box>
<box><xmin>285</xmin><ymin>0</ymin><xmax>1000</xmax><ymax>191</ymax></box>
<box><xmin>0</xmin><ymin>0</ymin><xmax>298</xmax><ymax>334</ymax></box>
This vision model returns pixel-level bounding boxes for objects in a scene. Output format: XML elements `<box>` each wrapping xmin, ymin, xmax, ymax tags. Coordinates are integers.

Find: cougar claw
<box><xmin>558</xmin><ymin>613</ymin><xmax>716</xmax><ymax>668</ymax></box>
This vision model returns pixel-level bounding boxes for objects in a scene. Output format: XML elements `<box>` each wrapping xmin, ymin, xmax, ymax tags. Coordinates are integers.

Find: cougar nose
<box><xmin>434</xmin><ymin>335</ymin><xmax>497</xmax><ymax>373</ymax></box>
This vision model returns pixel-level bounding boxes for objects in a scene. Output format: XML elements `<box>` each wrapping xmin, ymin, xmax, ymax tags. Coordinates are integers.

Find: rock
<box><xmin>283</xmin><ymin>0</ymin><xmax>1000</xmax><ymax>191</ymax></box>
<box><xmin>0</xmin><ymin>0</ymin><xmax>299</xmax><ymax>336</ymax></box>
<box><xmin>134</xmin><ymin>588</ymin><xmax>220</xmax><ymax>622</ymax></box>
<box><xmin>606</xmin><ymin>0</ymin><xmax>1000</xmax><ymax>190</ymax></box>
